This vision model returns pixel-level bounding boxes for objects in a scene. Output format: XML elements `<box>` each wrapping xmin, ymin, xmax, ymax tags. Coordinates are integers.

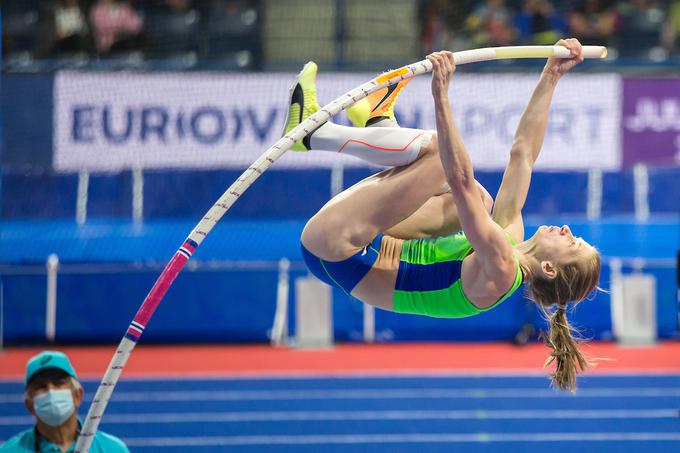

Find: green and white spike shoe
<box><xmin>282</xmin><ymin>61</ymin><xmax>320</xmax><ymax>151</ymax></box>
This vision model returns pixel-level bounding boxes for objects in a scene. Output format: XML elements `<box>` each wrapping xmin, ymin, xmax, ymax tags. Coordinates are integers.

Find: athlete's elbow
<box><xmin>509</xmin><ymin>141</ymin><xmax>534</xmax><ymax>166</ymax></box>
<box><xmin>447</xmin><ymin>176</ymin><xmax>479</xmax><ymax>205</ymax></box>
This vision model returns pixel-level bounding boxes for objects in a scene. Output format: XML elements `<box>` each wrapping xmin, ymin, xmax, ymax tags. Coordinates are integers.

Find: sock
<box><xmin>309</xmin><ymin>121</ymin><xmax>431</xmax><ymax>167</ymax></box>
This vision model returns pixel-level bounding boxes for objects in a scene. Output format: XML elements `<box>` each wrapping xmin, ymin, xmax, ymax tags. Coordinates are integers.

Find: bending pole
<box><xmin>74</xmin><ymin>45</ymin><xmax>606</xmax><ymax>452</ymax></box>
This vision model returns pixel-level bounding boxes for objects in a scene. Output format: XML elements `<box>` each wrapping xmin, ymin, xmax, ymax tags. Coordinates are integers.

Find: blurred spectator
<box><xmin>466</xmin><ymin>0</ymin><xmax>517</xmax><ymax>47</ymax></box>
<box><xmin>420</xmin><ymin>0</ymin><xmax>472</xmax><ymax>53</ymax></box>
<box><xmin>148</xmin><ymin>0</ymin><xmax>199</xmax><ymax>54</ymax></box>
<box><xmin>662</xmin><ymin>0</ymin><xmax>680</xmax><ymax>53</ymax></box>
<box><xmin>567</xmin><ymin>0</ymin><xmax>620</xmax><ymax>46</ymax></box>
<box><xmin>207</xmin><ymin>0</ymin><xmax>258</xmax><ymax>37</ymax></box>
<box><xmin>515</xmin><ymin>0</ymin><xmax>566</xmax><ymax>45</ymax></box>
<box><xmin>36</xmin><ymin>0</ymin><xmax>91</xmax><ymax>57</ymax></box>
<box><xmin>206</xmin><ymin>0</ymin><xmax>260</xmax><ymax>65</ymax></box>
<box><xmin>2</xmin><ymin>1</ymin><xmax>40</xmax><ymax>56</ymax></box>
<box><xmin>89</xmin><ymin>0</ymin><xmax>144</xmax><ymax>55</ymax></box>
<box><xmin>617</xmin><ymin>0</ymin><xmax>666</xmax><ymax>56</ymax></box>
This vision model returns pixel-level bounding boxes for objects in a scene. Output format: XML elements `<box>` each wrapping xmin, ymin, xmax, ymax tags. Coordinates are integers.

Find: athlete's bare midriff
<box><xmin>350</xmin><ymin>233</ymin><xmax>518</xmax><ymax>312</ymax></box>
<box><xmin>350</xmin><ymin>235</ymin><xmax>403</xmax><ymax>311</ymax></box>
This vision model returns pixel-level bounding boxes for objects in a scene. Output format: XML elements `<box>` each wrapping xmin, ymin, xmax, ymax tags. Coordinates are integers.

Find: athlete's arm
<box><xmin>429</xmin><ymin>51</ymin><xmax>513</xmax><ymax>276</ymax></box>
<box><xmin>492</xmin><ymin>38</ymin><xmax>584</xmax><ymax>242</ymax></box>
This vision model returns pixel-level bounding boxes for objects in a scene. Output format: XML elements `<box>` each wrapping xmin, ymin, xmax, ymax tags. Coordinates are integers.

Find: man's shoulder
<box><xmin>0</xmin><ymin>428</ymin><xmax>34</xmax><ymax>452</ymax></box>
<box><xmin>92</xmin><ymin>430</ymin><xmax>129</xmax><ymax>453</ymax></box>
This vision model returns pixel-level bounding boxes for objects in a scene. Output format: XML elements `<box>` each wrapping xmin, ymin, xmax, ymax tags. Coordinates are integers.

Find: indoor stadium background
<box><xmin>1</xmin><ymin>0</ymin><xmax>679</xmax><ymax>452</ymax></box>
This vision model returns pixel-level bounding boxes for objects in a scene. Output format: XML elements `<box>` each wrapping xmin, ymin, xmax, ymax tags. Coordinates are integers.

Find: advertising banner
<box><xmin>54</xmin><ymin>72</ymin><xmax>621</xmax><ymax>171</ymax></box>
<box><xmin>622</xmin><ymin>78</ymin><xmax>680</xmax><ymax>167</ymax></box>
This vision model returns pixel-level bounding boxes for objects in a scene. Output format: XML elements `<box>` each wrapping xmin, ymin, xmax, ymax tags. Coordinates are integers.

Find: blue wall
<box><xmin>0</xmin><ymin>74</ymin><xmax>53</xmax><ymax>169</ymax></box>
<box><xmin>0</xmin><ymin>218</ymin><xmax>677</xmax><ymax>345</ymax></box>
<box><xmin>0</xmin><ymin>74</ymin><xmax>677</xmax><ymax>345</ymax></box>
<box><xmin>3</xmin><ymin>167</ymin><xmax>679</xmax><ymax>220</ymax></box>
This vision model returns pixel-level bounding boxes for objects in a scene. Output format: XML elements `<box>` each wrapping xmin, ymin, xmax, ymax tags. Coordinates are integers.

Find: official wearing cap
<box><xmin>0</xmin><ymin>351</ymin><xmax>129</xmax><ymax>452</ymax></box>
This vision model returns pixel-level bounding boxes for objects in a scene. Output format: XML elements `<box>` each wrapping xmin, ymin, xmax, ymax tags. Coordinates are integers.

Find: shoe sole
<box><xmin>281</xmin><ymin>62</ymin><xmax>315</xmax><ymax>139</ymax></box>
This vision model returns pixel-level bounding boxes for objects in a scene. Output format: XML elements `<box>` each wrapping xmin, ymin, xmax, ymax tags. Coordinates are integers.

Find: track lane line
<box><xmin>2</xmin><ymin>387</ymin><xmax>680</xmax><ymax>403</ymax></box>
<box><xmin>115</xmin><ymin>432</ymin><xmax>680</xmax><ymax>447</ymax></box>
<box><xmin>1</xmin><ymin>408</ymin><xmax>678</xmax><ymax>425</ymax></box>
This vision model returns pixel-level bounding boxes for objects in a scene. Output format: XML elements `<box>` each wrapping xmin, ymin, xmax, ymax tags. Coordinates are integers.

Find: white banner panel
<box><xmin>54</xmin><ymin>71</ymin><xmax>621</xmax><ymax>171</ymax></box>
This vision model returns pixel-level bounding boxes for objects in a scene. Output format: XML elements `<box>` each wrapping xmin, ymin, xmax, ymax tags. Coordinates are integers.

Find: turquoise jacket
<box><xmin>0</xmin><ymin>422</ymin><xmax>128</xmax><ymax>453</ymax></box>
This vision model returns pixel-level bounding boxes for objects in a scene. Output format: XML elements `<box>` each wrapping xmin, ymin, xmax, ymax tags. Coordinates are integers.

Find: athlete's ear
<box><xmin>540</xmin><ymin>261</ymin><xmax>557</xmax><ymax>279</ymax></box>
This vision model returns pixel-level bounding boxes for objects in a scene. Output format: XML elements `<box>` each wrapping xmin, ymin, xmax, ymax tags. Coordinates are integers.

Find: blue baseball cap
<box><xmin>25</xmin><ymin>351</ymin><xmax>78</xmax><ymax>387</ymax></box>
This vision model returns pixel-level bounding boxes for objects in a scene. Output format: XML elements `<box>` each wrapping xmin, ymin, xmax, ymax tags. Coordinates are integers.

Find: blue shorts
<box><xmin>301</xmin><ymin>234</ymin><xmax>383</xmax><ymax>295</ymax></box>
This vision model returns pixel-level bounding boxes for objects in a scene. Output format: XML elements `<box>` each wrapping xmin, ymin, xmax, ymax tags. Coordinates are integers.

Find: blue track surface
<box><xmin>1</xmin><ymin>374</ymin><xmax>679</xmax><ymax>452</ymax></box>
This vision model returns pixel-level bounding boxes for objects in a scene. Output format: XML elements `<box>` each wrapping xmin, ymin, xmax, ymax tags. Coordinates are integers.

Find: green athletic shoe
<box><xmin>282</xmin><ymin>61</ymin><xmax>320</xmax><ymax>151</ymax></box>
<box><xmin>346</xmin><ymin>75</ymin><xmax>412</xmax><ymax>127</ymax></box>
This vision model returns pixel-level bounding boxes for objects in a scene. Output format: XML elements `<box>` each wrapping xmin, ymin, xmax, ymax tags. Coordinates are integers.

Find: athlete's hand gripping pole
<box><xmin>74</xmin><ymin>44</ymin><xmax>606</xmax><ymax>452</ymax></box>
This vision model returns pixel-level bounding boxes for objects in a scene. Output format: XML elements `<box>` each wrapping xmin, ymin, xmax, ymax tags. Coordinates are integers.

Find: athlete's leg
<box><xmin>343</xmin><ymin>79</ymin><xmax>494</xmax><ymax>239</ymax></box>
<box><xmin>385</xmin><ymin>182</ymin><xmax>494</xmax><ymax>239</ymax></box>
<box><xmin>283</xmin><ymin>63</ymin><xmax>426</xmax><ymax>167</ymax></box>
<box><xmin>301</xmin><ymin>139</ymin><xmax>447</xmax><ymax>261</ymax></box>
<box><xmin>289</xmin><ymin>63</ymin><xmax>490</xmax><ymax>259</ymax></box>
<box><xmin>309</xmin><ymin>121</ymin><xmax>430</xmax><ymax>167</ymax></box>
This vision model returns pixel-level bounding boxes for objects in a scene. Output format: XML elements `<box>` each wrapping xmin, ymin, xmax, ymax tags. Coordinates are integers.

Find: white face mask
<box><xmin>33</xmin><ymin>389</ymin><xmax>75</xmax><ymax>426</ymax></box>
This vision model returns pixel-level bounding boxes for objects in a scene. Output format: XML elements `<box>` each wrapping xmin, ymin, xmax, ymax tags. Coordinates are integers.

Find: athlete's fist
<box><xmin>427</xmin><ymin>51</ymin><xmax>456</xmax><ymax>99</ymax></box>
<box><xmin>544</xmin><ymin>38</ymin><xmax>584</xmax><ymax>81</ymax></box>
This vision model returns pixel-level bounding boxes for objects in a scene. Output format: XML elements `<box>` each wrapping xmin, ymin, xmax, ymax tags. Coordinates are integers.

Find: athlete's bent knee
<box><xmin>301</xmin><ymin>213</ymin><xmax>354</xmax><ymax>261</ymax></box>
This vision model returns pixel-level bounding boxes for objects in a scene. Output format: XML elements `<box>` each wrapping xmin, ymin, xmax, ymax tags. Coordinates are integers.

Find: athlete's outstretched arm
<box><xmin>492</xmin><ymin>38</ymin><xmax>584</xmax><ymax>242</ymax></box>
<box><xmin>428</xmin><ymin>51</ymin><xmax>513</xmax><ymax>277</ymax></box>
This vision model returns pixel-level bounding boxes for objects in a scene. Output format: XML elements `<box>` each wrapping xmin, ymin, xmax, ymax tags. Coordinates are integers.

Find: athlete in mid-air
<box><xmin>283</xmin><ymin>38</ymin><xmax>600</xmax><ymax>391</ymax></box>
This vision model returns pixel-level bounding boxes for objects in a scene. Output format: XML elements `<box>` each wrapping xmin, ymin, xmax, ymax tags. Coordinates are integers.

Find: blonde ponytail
<box><xmin>519</xmin><ymin>244</ymin><xmax>601</xmax><ymax>392</ymax></box>
<box><xmin>543</xmin><ymin>306</ymin><xmax>591</xmax><ymax>392</ymax></box>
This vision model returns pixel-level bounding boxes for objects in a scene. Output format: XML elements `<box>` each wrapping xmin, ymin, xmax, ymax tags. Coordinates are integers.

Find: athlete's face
<box><xmin>531</xmin><ymin>224</ymin><xmax>593</xmax><ymax>263</ymax></box>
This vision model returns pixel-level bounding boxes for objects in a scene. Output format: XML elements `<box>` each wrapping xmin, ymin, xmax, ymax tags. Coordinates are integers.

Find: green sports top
<box><xmin>392</xmin><ymin>232</ymin><xmax>523</xmax><ymax>318</ymax></box>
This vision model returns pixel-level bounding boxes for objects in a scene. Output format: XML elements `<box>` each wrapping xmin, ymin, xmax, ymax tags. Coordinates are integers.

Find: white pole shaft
<box><xmin>170</xmin><ymin>46</ymin><xmax>608</xmax><ymax>256</ymax></box>
<box><xmin>75</xmin><ymin>44</ymin><xmax>606</xmax><ymax>453</ymax></box>
<box><xmin>180</xmin><ymin>45</ymin><xmax>608</xmax><ymax>255</ymax></box>
<box><xmin>46</xmin><ymin>254</ymin><xmax>59</xmax><ymax>343</ymax></box>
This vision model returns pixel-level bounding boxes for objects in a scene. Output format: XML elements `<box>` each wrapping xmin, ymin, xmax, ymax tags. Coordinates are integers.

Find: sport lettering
<box><xmin>625</xmin><ymin>98</ymin><xmax>680</xmax><ymax>133</ymax></box>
